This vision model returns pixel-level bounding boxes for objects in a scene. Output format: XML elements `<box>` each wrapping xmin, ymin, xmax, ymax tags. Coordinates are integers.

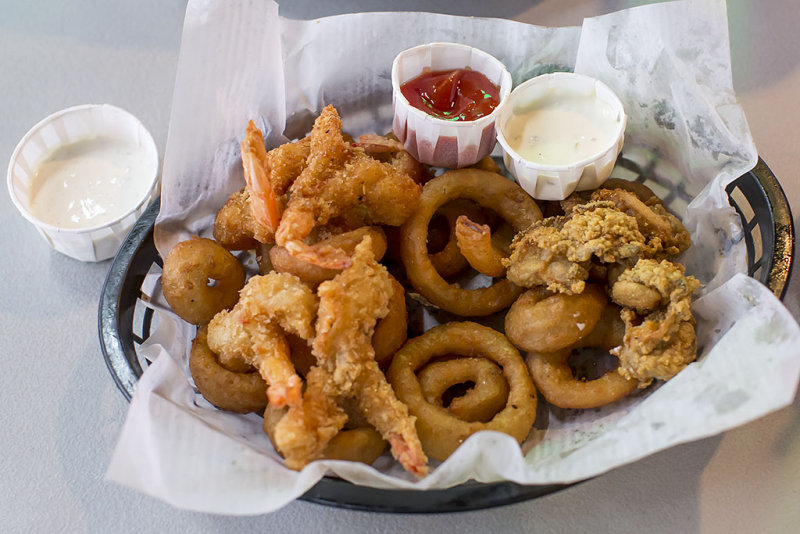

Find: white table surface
<box><xmin>2</xmin><ymin>1</ymin><xmax>798</xmax><ymax>532</ymax></box>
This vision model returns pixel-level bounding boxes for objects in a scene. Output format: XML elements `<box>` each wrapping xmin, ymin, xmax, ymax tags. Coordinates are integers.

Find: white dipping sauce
<box><xmin>504</xmin><ymin>89</ymin><xmax>619</xmax><ymax>166</ymax></box>
<box><xmin>29</xmin><ymin>137</ymin><xmax>152</xmax><ymax>229</ymax></box>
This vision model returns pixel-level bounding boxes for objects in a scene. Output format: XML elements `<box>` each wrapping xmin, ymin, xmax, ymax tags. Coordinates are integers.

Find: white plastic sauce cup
<box><xmin>391</xmin><ymin>42</ymin><xmax>512</xmax><ymax>169</ymax></box>
<box><xmin>7</xmin><ymin>104</ymin><xmax>159</xmax><ymax>262</ymax></box>
<box><xmin>495</xmin><ymin>72</ymin><xmax>627</xmax><ymax>200</ymax></box>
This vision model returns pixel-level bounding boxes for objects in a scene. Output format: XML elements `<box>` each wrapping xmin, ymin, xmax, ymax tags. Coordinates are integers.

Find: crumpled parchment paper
<box><xmin>106</xmin><ymin>0</ymin><xmax>800</xmax><ymax>514</ymax></box>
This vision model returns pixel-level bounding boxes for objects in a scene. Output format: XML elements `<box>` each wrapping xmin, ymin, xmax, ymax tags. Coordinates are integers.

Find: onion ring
<box><xmin>418</xmin><ymin>357</ymin><xmax>509</xmax><ymax>423</ymax></box>
<box><xmin>161</xmin><ymin>237</ymin><xmax>246</xmax><ymax>325</ymax></box>
<box><xmin>189</xmin><ymin>326</ymin><xmax>267</xmax><ymax>414</ymax></box>
<box><xmin>372</xmin><ymin>276</ymin><xmax>408</xmax><ymax>369</ymax></box>
<box><xmin>400</xmin><ymin>169</ymin><xmax>542</xmax><ymax>316</ymax></box>
<box><xmin>268</xmin><ymin>226</ymin><xmax>387</xmax><ymax>287</ymax></box>
<box><xmin>469</xmin><ymin>155</ymin><xmax>502</xmax><ymax>174</ymax></box>
<box><xmin>505</xmin><ymin>285</ymin><xmax>608</xmax><ymax>353</ymax></box>
<box><xmin>525</xmin><ymin>305</ymin><xmax>637</xmax><ymax>409</ymax></box>
<box><xmin>285</xmin><ymin>333</ymin><xmax>316</xmax><ymax>377</ymax></box>
<box><xmin>387</xmin><ymin>322</ymin><xmax>537</xmax><ymax>461</ymax></box>
<box><xmin>602</xmin><ymin>178</ymin><xmax>663</xmax><ymax>207</ymax></box>
<box><xmin>317</xmin><ymin>427</ymin><xmax>387</xmax><ymax>464</ymax></box>
<box><xmin>264</xmin><ymin>403</ymin><xmax>387</xmax><ymax>465</ymax></box>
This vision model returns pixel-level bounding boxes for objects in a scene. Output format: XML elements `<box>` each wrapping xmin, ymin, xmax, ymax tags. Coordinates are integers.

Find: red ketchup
<box><xmin>400</xmin><ymin>68</ymin><xmax>500</xmax><ymax>121</ymax></box>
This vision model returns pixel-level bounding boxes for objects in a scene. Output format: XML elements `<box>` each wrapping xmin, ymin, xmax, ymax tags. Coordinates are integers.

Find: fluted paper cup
<box><xmin>495</xmin><ymin>72</ymin><xmax>627</xmax><ymax>200</ymax></box>
<box><xmin>391</xmin><ymin>42</ymin><xmax>511</xmax><ymax>168</ymax></box>
<box><xmin>7</xmin><ymin>104</ymin><xmax>159</xmax><ymax>262</ymax></box>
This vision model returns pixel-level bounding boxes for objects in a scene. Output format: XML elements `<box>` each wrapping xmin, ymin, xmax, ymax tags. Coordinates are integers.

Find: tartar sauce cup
<box><xmin>7</xmin><ymin>104</ymin><xmax>159</xmax><ymax>262</ymax></box>
<box><xmin>495</xmin><ymin>72</ymin><xmax>627</xmax><ymax>200</ymax></box>
<box><xmin>391</xmin><ymin>42</ymin><xmax>512</xmax><ymax>168</ymax></box>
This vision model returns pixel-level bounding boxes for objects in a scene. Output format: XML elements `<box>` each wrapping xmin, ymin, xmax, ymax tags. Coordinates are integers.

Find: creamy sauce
<box><xmin>29</xmin><ymin>137</ymin><xmax>152</xmax><ymax>229</ymax></box>
<box><xmin>504</xmin><ymin>89</ymin><xmax>619</xmax><ymax>166</ymax></box>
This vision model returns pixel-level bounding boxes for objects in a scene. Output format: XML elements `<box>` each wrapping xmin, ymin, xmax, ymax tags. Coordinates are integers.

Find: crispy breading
<box><xmin>611</xmin><ymin>259</ymin><xmax>700</xmax><ymax>386</ymax></box>
<box><xmin>313</xmin><ymin>238</ymin><xmax>394</xmax><ymax>392</ymax></box>
<box><xmin>207</xmin><ymin>272</ymin><xmax>318</xmax><ymax>407</ymax></box>
<box><xmin>611</xmin><ymin>257</ymin><xmax>699</xmax><ymax>313</ymax></box>
<box><xmin>313</xmin><ymin>238</ymin><xmax>427</xmax><ymax>475</ymax></box>
<box><xmin>272</xmin><ymin>365</ymin><xmax>348</xmax><ymax>470</ymax></box>
<box><xmin>505</xmin><ymin>201</ymin><xmax>660</xmax><ymax>294</ymax></box>
<box><xmin>275</xmin><ymin>106</ymin><xmax>421</xmax><ymax>269</ymax></box>
<box><xmin>268</xmin><ymin>136</ymin><xmax>311</xmax><ymax>196</ymax></box>
<box><xmin>212</xmin><ymin>188</ymin><xmax>260</xmax><ymax>251</ymax></box>
<box><xmin>592</xmin><ymin>188</ymin><xmax>690</xmax><ymax>256</ymax></box>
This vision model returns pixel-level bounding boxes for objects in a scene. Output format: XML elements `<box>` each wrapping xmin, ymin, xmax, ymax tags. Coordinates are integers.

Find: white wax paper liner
<box><xmin>107</xmin><ymin>0</ymin><xmax>800</xmax><ymax>514</ymax></box>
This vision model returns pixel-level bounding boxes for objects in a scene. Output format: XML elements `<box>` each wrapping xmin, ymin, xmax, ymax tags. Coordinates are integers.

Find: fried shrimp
<box><xmin>313</xmin><ymin>237</ymin><xmax>395</xmax><ymax>391</ymax></box>
<box><xmin>272</xmin><ymin>366</ymin><xmax>349</xmax><ymax>470</ymax></box>
<box><xmin>268</xmin><ymin>226</ymin><xmax>387</xmax><ymax>287</ymax></box>
<box><xmin>272</xmin><ymin>238</ymin><xmax>427</xmax><ymax>476</ymax></box>
<box><xmin>264</xmin><ymin>402</ymin><xmax>387</xmax><ymax>466</ymax></box>
<box><xmin>428</xmin><ymin>200</ymin><xmax>487</xmax><ymax>278</ymax></box>
<box><xmin>274</xmin><ymin>106</ymin><xmax>421</xmax><ymax>269</ymax></box>
<box><xmin>356</xmin><ymin>133</ymin><xmax>427</xmax><ymax>184</ymax></box>
<box><xmin>240</xmin><ymin>125</ymin><xmax>312</xmax><ymax>244</ymax></box>
<box><xmin>241</xmin><ymin>121</ymin><xmax>283</xmax><ymax>242</ymax></box>
<box><xmin>455</xmin><ymin>215</ymin><xmax>511</xmax><ymax>277</ymax></box>
<box><xmin>207</xmin><ymin>272</ymin><xmax>318</xmax><ymax>407</ymax></box>
<box><xmin>213</xmin><ymin>188</ymin><xmax>260</xmax><ymax>251</ymax></box>
<box><xmin>313</xmin><ymin>238</ymin><xmax>427</xmax><ymax>475</ymax></box>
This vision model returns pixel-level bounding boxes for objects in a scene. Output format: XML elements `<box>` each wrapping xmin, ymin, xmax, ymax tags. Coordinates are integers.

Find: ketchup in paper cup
<box><xmin>391</xmin><ymin>42</ymin><xmax>511</xmax><ymax>168</ymax></box>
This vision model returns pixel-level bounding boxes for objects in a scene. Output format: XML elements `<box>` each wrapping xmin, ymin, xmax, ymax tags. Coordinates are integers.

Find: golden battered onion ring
<box><xmin>317</xmin><ymin>427</ymin><xmax>387</xmax><ymax>464</ymax></box>
<box><xmin>268</xmin><ymin>226</ymin><xmax>387</xmax><ymax>287</ymax></box>
<box><xmin>263</xmin><ymin>404</ymin><xmax>387</xmax><ymax>465</ymax></box>
<box><xmin>602</xmin><ymin>178</ymin><xmax>663</xmax><ymax>206</ymax></box>
<box><xmin>505</xmin><ymin>285</ymin><xmax>608</xmax><ymax>353</ymax></box>
<box><xmin>469</xmin><ymin>155</ymin><xmax>502</xmax><ymax>174</ymax></box>
<box><xmin>387</xmin><ymin>322</ymin><xmax>537</xmax><ymax>461</ymax></box>
<box><xmin>418</xmin><ymin>357</ymin><xmax>509</xmax><ymax>423</ymax></box>
<box><xmin>213</xmin><ymin>188</ymin><xmax>260</xmax><ymax>250</ymax></box>
<box><xmin>454</xmin><ymin>215</ymin><xmax>508</xmax><ymax>277</ymax></box>
<box><xmin>373</xmin><ymin>276</ymin><xmax>408</xmax><ymax>369</ymax></box>
<box><xmin>400</xmin><ymin>169</ymin><xmax>542</xmax><ymax>316</ymax></box>
<box><xmin>189</xmin><ymin>327</ymin><xmax>267</xmax><ymax>414</ymax></box>
<box><xmin>573</xmin><ymin>304</ymin><xmax>625</xmax><ymax>350</ymax></box>
<box><xmin>526</xmin><ymin>349</ymin><xmax>636</xmax><ymax>409</ymax></box>
<box><xmin>526</xmin><ymin>305</ymin><xmax>636</xmax><ymax>409</ymax></box>
<box><xmin>162</xmin><ymin>237</ymin><xmax>246</xmax><ymax>325</ymax></box>
<box><xmin>285</xmin><ymin>333</ymin><xmax>316</xmax><ymax>377</ymax></box>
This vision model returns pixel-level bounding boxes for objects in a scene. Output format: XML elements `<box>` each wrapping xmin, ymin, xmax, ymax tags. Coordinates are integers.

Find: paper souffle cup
<box><xmin>391</xmin><ymin>42</ymin><xmax>512</xmax><ymax>168</ymax></box>
<box><xmin>7</xmin><ymin>104</ymin><xmax>159</xmax><ymax>262</ymax></box>
<box><xmin>495</xmin><ymin>72</ymin><xmax>627</xmax><ymax>200</ymax></box>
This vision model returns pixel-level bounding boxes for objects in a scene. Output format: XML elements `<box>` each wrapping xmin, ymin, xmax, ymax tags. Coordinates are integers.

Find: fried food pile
<box><xmin>504</xmin><ymin>178</ymin><xmax>699</xmax><ymax>400</ymax></box>
<box><xmin>161</xmin><ymin>107</ymin><xmax>700</xmax><ymax>477</ymax></box>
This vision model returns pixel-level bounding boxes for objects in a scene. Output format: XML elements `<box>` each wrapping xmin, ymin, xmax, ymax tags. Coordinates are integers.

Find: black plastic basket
<box><xmin>98</xmin><ymin>156</ymin><xmax>793</xmax><ymax>513</ymax></box>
